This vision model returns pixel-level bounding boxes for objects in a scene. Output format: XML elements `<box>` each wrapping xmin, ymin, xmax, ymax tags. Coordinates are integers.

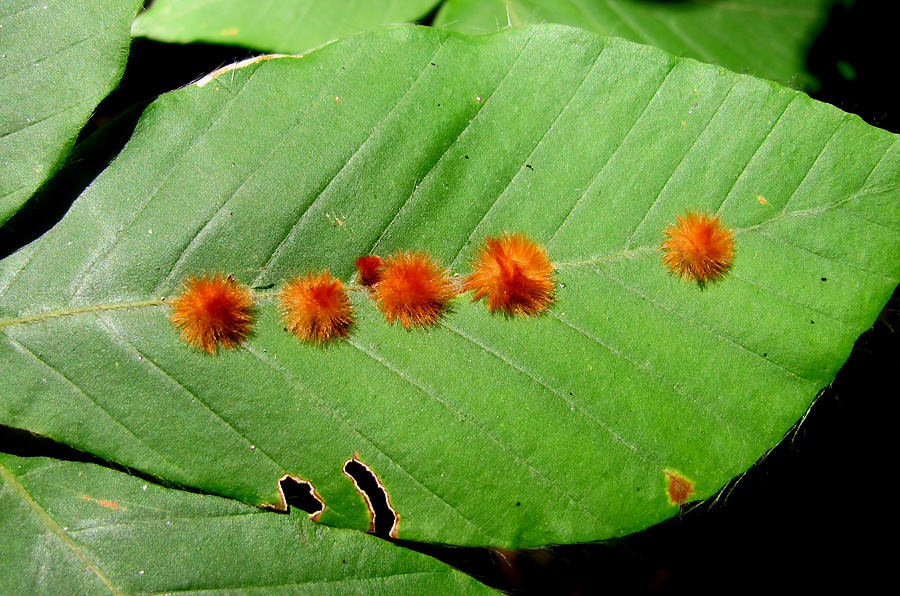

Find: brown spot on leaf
<box><xmin>664</xmin><ymin>469</ymin><xmax>695</xmax><ymax>505</ymax></box>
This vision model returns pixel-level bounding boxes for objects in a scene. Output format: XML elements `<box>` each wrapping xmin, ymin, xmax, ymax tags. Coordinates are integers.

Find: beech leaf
<box><xmin>1</xmin><ymin>25</ymin><xmax>898</xmax><ymax>548</ymax></box>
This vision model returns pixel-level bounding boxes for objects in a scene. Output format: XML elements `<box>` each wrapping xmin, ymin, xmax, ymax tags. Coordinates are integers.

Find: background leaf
<box><xmin>0</xmin><ymin>0</ymin><xmax>143</xmax><ymax>225</ymax></box>
<box><xmin>0</xmin><ymin>450</ymin><xmax>500</xmax><ymax>595</ymax></box>
<box><xmin>435</xmin><ymin>0</ymin><xmax>839</xmax><ymax>89</ymax></box>
<box><xmin>132</xmin><ymin>0</ymin><xmax>442</xmax><ymax>54</ymax></box>
<box><xmin>1</xmin><ymin>24</ymin><xmax>898</xmax><ymax>549</ymax></box>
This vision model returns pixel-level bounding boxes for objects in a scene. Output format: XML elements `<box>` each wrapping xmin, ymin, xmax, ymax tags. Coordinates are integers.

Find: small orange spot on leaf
<box><xmin>757</xmin><ymin>195</ymin><xmax>767</xmax><ymax>204</ymax></box>
<box><xmin>664</xmin><ymin>470</ymin><xmax>695</xmax><ymax>505</ymax></box>
<box><xmin>219</xmin><ymin>27</ymin><xmax>239</xmax><ymax>36</ymax></box>
<box><xmin>97</xmin><ymin>499</ymin><xmax>124</xmax><ymax>510</ymax></box>
<box><xmin>83</xmin><ymin>495</ymin><xmax>126</xmax><ymax>510</ymax></box>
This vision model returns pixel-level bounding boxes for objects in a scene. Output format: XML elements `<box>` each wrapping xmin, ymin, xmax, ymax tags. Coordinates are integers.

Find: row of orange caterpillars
<box><xmin>170</xmin><ymin>213</ymin><xmax>734</xmax><ymax>352</ymax></box>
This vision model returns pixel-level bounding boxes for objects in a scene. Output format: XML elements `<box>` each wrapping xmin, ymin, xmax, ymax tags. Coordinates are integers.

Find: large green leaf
<box><xmin>1</xmin><ymin>24</ymin><xmax>898</xmax><ymax>548</ymax></box>
<box><xmin>435</xmin><ymin>0</ymin><xmax>838</xmax><ymax>89</ymax></box>
<box><xmin>0</xmin><ymin>451</ymin><xmax>499</xmax><ymax>594</ymax></box>
<box><xmin>0</xmin><ymin>0</ymin><xmax>143</xmax><ymax>226</ymax></box>
<box><xmin>132</xmin><ymin>0</ymin><xmax>441</xmax><ymax>54</ymax></box>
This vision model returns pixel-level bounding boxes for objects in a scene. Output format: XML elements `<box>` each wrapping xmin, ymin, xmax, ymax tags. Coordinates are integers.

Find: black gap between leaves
<box><xmin>0</xmin><ymin>100</ymin><xmax>148</xmax><ymax>259</ymax></box>
<box><xmin>1</xmin><ymin>37</ymin><xmax>262</xmax><ymax>257</ymax></box>
<box><xmin>0</xmin><ymin>425</ymin><xmax>219</xmax><ymax>498</ymax></box>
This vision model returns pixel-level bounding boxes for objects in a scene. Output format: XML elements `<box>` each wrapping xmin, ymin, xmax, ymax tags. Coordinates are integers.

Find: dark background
<box><xmin>4</xmin><ymin>1</ymin><xmax>896</xmax><ymax>593</ymax></box>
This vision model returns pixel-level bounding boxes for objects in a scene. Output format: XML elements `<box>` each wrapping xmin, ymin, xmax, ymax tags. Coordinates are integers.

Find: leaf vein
<box><xmin>94</xmin><ymin>311</ymin><xmax>287</xmax><ymax>474</ymax></box>
<box><xmin>547</xmin><ymin>309</ymin><xmax>744</xmax><ymax>438</ymax></box>
<box><xmin>2</xmin><ymin>332</ymin><xmax>191</xmax><ymax>479</ymax></box>
<box><xmin>746</xmin><ymin>228</ymin><xmax>897</xmax><ymax>283</ymax></box>
<box><xmin>349</xmin><ymin>334</ymin><xmax>602</xmax><ymax>524</ymax></box>
<box><xmin>548</xmin><ymin>57</ymin><xmax>679</xmax><ymax>246</ymax></box>
<box><xmin>244</xmin><ymin>342</ymin><xmax>499</xmax><ymax>543</ymax></box>
<box><xmin>776</xmin><ymin>115</ymin><xmax>848</xmax><ymax>216</ymax></box>
<box><xmin>369</xmin><ymin>30</ymin><xmax>538</xmax><ymax>256</ymax></box>
<box><xmin>154</xmin><ymin>49</ymin><xmax>364</xmax><ymax>293</ymax></box>
<box><xmin>257</xmin><ymin>39</ymin><xmax>451</xmax><ymax>277</ymax></box>
<box><xmin>450</xmin><ymin>40</ymin><xmax>608</xmax><ymax>269</ymax></box>
<box><xmin>0</xmin><ymin>21</ymin><xmax>121</xmax><ymax>83</ymax></box>
<box><xmin>728</xmin><ymin>272</ymin><xmax>851</xmax><ymax>328</ymax></box>
<box><xmin>598</xmin><ymin>269</ymin><xmax>818</xmax><ymax>384</ymax></box>
<box><xmin>0</xmin><ymin>95</ymin><xmax>97</xmax><ymax>139</ymax></box>
<box><xmin>68</xmin><ymin>72</ymin><xmax>257</xmax><ymax>302</ymax></box>
<box><xmin>717</xmin><ymin>93</ymin><xmax>797</xmax><ymax>214</ymax></box>
<box><xmin>441</xmin><ymin>320</ymin><xmax>661</xmax><ymax>470</ymax></box>
<box><xmin>148</xmin><ymin>570</ymin><xmax>462</xmax><ymax>595</ymax></box>
<box><xmin>625</xmin><ymin>77</ymin><xmax>739</xmax><ymax>248</ymax></box>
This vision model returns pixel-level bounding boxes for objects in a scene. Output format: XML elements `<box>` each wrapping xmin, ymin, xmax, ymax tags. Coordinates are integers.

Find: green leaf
<box><xmin>0</xmin><ymin>452</ymin><xmax>500</xmax><ymax>595</ymax></box>
<box><xmin>1</xmin><ymin>24</ymin><xmax>898</xmax><ymax>548</ymax></box>
<box><xmin>0</xmin><ymin>0</ymin><xmax>143</xmax><ymax>226</ymax></box>
<box><xmin>435</xmin><ymin>0</ymin><xmax>838</xmax><ymax>89</ymax></box>
<box><xmin>132</xmin><ymin>0</ymin><xmax>442</xmax><ymax>54</ymax></box>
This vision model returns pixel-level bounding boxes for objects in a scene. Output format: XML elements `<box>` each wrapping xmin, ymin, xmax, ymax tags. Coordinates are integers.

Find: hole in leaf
<box><xmin>343</xmin><ymin>457</ymin><xmax>398</xmax><ymax>538</ymax></box>
<box><xmin>277</xmin><ymin>474</ymin><xmax>324</xmax><ymax>518</ymax></box>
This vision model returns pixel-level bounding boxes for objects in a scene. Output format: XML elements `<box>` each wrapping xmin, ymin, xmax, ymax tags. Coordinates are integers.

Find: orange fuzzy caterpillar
<box><xmin>355</xmin><ymin>255</ymin><xmax>383</xmax><ymax>287</ymax></box>
<box><xmin>280</xmin><ymin>271</ymin><xmax>353</xmax><ymax>342</ymax></box>
<box><xmin>661</xmin><ymin>211</ymin><xmax>734</xmax><ymax>286</ymax></box>
<box><xmin>464</xmin><ymin>232</ymin><xmax>554</xmax><ymax>316</ymax></box>
<box><xmin>371</xmin><ymin>250</ymin><xmax>454</xmax><ymax>328</ymax></box>
<box><xmin>170</xmin><ymin>273</ymin><xmax>254</xmax><ymax>352</ymax></box>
